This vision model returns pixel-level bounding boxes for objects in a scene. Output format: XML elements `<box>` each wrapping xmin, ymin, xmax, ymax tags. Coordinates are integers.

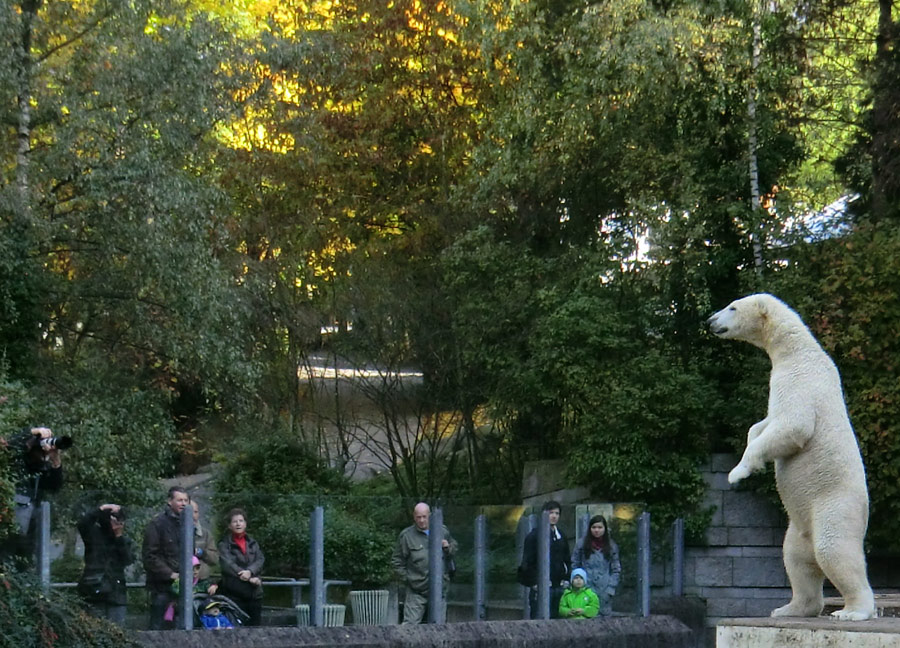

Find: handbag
<box><xmin>77</xmin><ymin>571</ymin><xmax>113</xmax><ymax>598</ymax></box>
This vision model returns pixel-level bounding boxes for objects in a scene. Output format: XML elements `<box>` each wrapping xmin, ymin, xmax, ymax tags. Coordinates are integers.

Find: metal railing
<box><xmin>28</xmin><ymin>498</ymin><xmax>688</xmax><ymax>627</ymax></box>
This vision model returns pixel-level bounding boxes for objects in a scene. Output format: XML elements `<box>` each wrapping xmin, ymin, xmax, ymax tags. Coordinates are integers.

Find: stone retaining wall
<box><xmin>135</xmin><ymin>616</ymin><xmax>692</xmax><ymax>648</ymax></box>
<box><xmin>652</xmin><ymin>454</ymin><xmax>791</xmax><ymax>631</ymax></box>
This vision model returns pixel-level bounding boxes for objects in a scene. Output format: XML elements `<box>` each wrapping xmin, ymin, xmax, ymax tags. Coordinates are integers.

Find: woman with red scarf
<box><xmin>571</xmin><ymin>514</ymin><xmax>621</xmax><ymax>616</ymax></box>
<box><xmin>217</xmin><ymin>508</ymin><xmax>265</xmax><ymax>625</ymax></box>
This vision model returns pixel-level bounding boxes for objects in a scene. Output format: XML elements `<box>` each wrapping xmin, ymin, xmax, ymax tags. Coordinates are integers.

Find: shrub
<box><xmin>212</xmin><ymin>431</ymin><xmax>397</xmax><ymax>588</ymax></box>
<box><xmin>0</xmin><ymin>565</ymin><xmax>140</xmax><ymax>648</ymax></box>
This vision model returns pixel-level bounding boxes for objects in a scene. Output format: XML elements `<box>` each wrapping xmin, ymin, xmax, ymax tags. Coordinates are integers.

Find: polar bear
<box><xmin>707</xmin><ymin>293</ymin><xmax>875</xmax><ymax>621</ymax></box>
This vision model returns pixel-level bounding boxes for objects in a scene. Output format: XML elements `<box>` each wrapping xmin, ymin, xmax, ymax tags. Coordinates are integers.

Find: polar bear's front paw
<box><xmin>728</xmin><ymin>464</ymin><xmax>751</xmax><ymax>484</ymax></box>
<box><xmin>831</xmin><ymin>607</ymin><xmax>876</xmax><ymax>621</ymax></box>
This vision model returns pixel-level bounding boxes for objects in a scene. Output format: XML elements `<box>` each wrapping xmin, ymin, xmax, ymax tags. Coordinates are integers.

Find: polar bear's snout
<box><xmin>706</xmin><ymin>313</ymin><xmax>728</xmax><ymax>335</ymax></box>
<box><xmin>706</xmin><ymin>310</ymin><xmax>730</xmax><ymax>337</ymax></box>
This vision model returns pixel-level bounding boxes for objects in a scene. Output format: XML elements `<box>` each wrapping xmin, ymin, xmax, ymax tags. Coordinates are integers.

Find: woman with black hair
<box><xmin>77</xmin><ymin>504</ymin><xmax>134</xmax><ymax>625</ymax></box>
<box><xmin>217</xmin><ymin>508</ymin><xmax>265</xmax><ymax>626</ymax></box>
<box><xmin>571</xmin><ymin>515</ymin><xmax>621</xmax><ymax>615</ymax></box>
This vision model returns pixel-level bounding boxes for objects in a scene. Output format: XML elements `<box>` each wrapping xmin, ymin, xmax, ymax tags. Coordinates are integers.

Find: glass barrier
<box><xmin>34</xmin><ymin>490</ymin><xmax>647</xmax><ymax>629</ymax></box>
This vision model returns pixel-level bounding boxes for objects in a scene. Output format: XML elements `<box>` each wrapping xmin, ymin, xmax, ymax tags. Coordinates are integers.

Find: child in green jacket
<box><xmin>559</xmin><ymin>568</ymin><xmax>600</xmax><ymax>619</ymax></box>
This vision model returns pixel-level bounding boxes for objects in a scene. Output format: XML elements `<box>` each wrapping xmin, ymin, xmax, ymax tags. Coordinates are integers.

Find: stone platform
<box><xmin>717</xmin><ymin>616</ymin><xmax>900</xmax><ymax>647</ymax></box>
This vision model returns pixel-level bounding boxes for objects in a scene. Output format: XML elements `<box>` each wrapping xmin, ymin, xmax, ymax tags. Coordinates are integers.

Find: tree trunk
<box><xmin>15</xmin><ymin>1</ymin><xmax>41</xmax><ymax>222</ymax></box>
<box><xmin>871</xmin><ymin>0</ymin><xmax>899</xmax><ymax>221</ymax></box>
<box><xmin>747</xmin><ymin>0</ymin><xmax>764</xmax><ymax>272</ymax></box>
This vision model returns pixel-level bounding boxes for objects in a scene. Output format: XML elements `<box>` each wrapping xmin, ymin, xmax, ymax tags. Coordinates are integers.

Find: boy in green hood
<box><xmin>559</xmin><ymin>567</ymin><xmax>600</xmax><ymax>619</ymax></box>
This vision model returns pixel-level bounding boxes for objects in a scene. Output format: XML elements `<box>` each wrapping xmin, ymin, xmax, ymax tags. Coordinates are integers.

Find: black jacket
<box><xmin>520</xmin><ymin>526</ymin><xmax>571</xmax><ymax>587</ymax></box>
<box><xmin>7</xmin><ymin>428</ymin><xmax>63</xmax><ymax>500</ymax></box>
<box><xmin>142</xmin><ymin>509</ymin><xmax>183</xmax><ymax>591</ymax></box>
<box><xmin>77</xmin><ymin>509</ymin><xmax>134</xmax><ymax>605</ymax></box>
<box><xmin>217</xmin><ymin>534</ymin><xmax>265</xmax><ymax>600</ymax></box>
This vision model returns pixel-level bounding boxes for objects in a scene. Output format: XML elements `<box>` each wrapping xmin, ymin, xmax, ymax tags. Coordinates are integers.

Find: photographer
<box><xmin>77</xmin><ymin>504</ymin><xmax>134</xmax><ymax>626</ymax></box>
<box><xmin>5</xmin><ymin>426</ymin><xmax>72</xmax><ymax>555</ymax></box>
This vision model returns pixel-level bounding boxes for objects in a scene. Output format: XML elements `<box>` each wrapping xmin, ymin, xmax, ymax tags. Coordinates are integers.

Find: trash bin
<box><xmin>349</xmin><ymin>589</ymin><xmax>389</xmax><ymax>625</ymax></box>
<box><xmin>296</xmin><ymin>603</ymin><xmax>346</xmax><ymax>627</ymax></box>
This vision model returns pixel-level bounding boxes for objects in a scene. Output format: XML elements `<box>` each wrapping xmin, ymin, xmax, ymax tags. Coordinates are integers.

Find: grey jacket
<box><xmin>391</xmin><ymin>524</ymin><xmax>457</xmax><ymax>594</ymax></box>
<box><xmin>571</xmin><ymin>538</ymin><xmax>621</xmax><ymax>598</ymax></box>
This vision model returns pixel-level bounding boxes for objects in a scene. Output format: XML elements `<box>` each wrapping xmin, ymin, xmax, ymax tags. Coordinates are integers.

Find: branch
<box><xmin>36</xmin><ymin>8</ymin><xmax>116</xmax><ymax>65</ymax></box>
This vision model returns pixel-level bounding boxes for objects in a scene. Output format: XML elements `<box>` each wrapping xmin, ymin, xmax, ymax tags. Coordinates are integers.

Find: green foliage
<box><xmin>0</xmin><ymin>0</ymin><xmax>897</xmax><ymax>560</ymax></box>
<box><xmin>0</xmin><ymin>565</ymin><xmax>139</xmax><ymax>648</ymax></box>
<box><xmin>772</xmin><ymin>222</ymin><xmax>900</xmax><ymax>551</ymax></box>
<box><xmin>213</xmin><ymin>430</ymin><xmax>396</xmax><ymax>587</ymax></box>
<box><xmin>0</xmin><ymin>369</ymin><xmax>36</xmax><ymax>542</ymax></box>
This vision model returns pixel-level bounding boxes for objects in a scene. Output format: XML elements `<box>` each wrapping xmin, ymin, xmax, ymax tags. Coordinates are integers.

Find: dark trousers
<box><xmin>529</xmin><ymin>585</ymin><xmax>565</xmax><ymax>619</ymax></box>
<box><xmin>148</xmin><ymin>589</ymin><xmax>178</xmax><ymax>630</ymax></box>
<box><xmin>86</xmin><ymin>600</ymin><xmax>127</xmax><ymax>626</ymax></box>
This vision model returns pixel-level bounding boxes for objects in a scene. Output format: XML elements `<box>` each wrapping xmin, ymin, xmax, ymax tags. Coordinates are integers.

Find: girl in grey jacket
<box><xmin>571</xmin><ymin>515</ymin><xmax>621</xmax><ymax>615</ymax></box>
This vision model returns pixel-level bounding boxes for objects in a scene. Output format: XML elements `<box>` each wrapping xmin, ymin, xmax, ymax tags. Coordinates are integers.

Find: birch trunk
<box><xmin>871</xmin><ymin>0</ymin><xmax>897</xmax><ymax>221</ymax></box>
<box><xmin>747</xmin><ymin>0</ymin><xmax>764</xmax><ymax>272</ymax></box>
<box><xmin>15</xmin><ymin>0</ymin><xmax>40</xmax><ymax>222</ymax></box>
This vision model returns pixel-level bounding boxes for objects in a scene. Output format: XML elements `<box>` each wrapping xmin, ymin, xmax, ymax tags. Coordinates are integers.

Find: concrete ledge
<box><xmin>717</xmin><ymin>616</ymin><xmax>900</xmax><ymax>648</ymax></box>
<box><xmin>135</xmin><ymin>616</ymin><xmax>693</xmax><ymax>648</ymax></box>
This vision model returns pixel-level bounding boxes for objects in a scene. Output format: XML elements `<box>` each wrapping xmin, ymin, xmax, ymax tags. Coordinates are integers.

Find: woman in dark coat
<box><xmin>77</xmin><ymin>504</ymin><xmax>134</xmax><ymax>625</ymax></box>
<box><xmin>217</xmin><ymin>508</ymin><xmax>265</xmax><ymax>626</ymax></box>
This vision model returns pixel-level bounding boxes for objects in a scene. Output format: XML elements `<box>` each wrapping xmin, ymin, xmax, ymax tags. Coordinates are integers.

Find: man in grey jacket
<box><xmin>391</xmin><ymin>502</ymin><xmax>458</xmax><ymax>624</ymax></box>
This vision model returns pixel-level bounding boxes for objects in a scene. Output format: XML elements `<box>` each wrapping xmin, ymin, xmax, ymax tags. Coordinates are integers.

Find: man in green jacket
<box><xmin>391</xmin><ymin>502</ymin><xmax>458</xmax><ymax>624</ymax></box>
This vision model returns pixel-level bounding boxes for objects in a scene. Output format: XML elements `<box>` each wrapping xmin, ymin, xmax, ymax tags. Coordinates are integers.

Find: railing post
<box><xmin>537</xmin><ymin>510</ymin><xmax>550</xmax><ymax>620</ymax></box>
<box><xmin>474</xmin><ymin>513</ymin><xmax>487</xmax><ymax>621</ymax></box>
<box><xmin>427</xmin><ymin>507</ymin><xmax>445</xmax><ymax>623</ymax></box>
<box><xmin>637</xmin><ymin>511</ymin><xmax>651</xmax><ymax>617</ymax></box>
<box><xmin>517</xmin><ymin>513</ymin><xmax>535</xmax><ymax>620</ymax></box>
<box><xmin>673</xmin><ymin>517</ymin><xmax>684</xmax><ymax>597</ymax></box>
<box><xmin>309</xmin><ymin>506</ymin><xmax>325</xmax><ymax>626</ymax></box>
<box><xmin>179</xmin><ymin>505</ymin><xmax>194</xmax><ymax>630</ymax></box>
<box><xmin>38</xmin><ymin>501</ymin><xmax>51</xmax><ymax>593</ymax></box>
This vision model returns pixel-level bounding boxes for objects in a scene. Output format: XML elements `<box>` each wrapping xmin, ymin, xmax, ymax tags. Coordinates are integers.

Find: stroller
<box><xmin>193</xmin><ymin>594</ymin><xmax>250</xmax><ymax>629</ymax></box>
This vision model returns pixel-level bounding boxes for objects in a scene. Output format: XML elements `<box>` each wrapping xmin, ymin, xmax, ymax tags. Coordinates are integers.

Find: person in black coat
<box><xmin>142</xmin><ymin>486</ymin><xmax>191</xmax><ymax>629</ymax></box>
<box><xmin>519</xmin><ymin>500</ymin><xmax>571</xmax><ymax>619</ymax></box>
<box><xmin>217</xmin><ymin>508</ymin><xmax>265</xmax><ymax>626</ymax></box>
<box><xmin>77</xmin><ymin>504</ymin><xmax>134</xmax><ymax>626</ymax></box>
<box><xmin>3</xmin><ymin>426</ymin><xmax>70</xmax><ymax>559</ymax></box>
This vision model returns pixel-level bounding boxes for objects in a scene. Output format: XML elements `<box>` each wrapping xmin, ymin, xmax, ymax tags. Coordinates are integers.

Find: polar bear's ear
<box><xmin>754</xmin><ymin>295</ymin><xmax>772</xmax><ymax>322</ymax></box>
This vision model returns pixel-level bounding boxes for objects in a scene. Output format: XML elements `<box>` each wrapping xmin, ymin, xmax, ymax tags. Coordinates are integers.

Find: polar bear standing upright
<box><xmin>708</xmin><ymin>293</ymin><xmax>875</xmax><ymax>621</ymax></box>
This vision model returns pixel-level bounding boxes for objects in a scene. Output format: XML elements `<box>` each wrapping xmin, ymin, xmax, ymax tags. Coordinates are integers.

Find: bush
<box><xmin>0</xmin><ymin>565</ymin><xmax>140</xmax><ymax>648</ymax></box>
<box><xmin>212</xmin><ymin>431</ymin><xmax>398</xmax><ymax>587</ymax></box>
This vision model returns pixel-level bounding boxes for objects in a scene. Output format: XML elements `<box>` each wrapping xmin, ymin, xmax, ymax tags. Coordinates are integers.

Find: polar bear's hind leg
<box><xmin>813</xmin><ymin>511</ymin><xmax>876</xmax><ymax>620</ymax></box>
<box><xmin>772</xmin><ymin>522</ymin><xmax>825</xmax><ymax>617</ymax></box>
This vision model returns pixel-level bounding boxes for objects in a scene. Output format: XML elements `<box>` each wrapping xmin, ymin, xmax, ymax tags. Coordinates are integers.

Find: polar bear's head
<box><xmin>707</xmin><ymin>293</ymin><xmax>794</xmax><ymax>350</ymax></box>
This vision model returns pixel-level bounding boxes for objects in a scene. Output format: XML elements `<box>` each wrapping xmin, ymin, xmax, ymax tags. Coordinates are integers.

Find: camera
<box><xmin>40</xmin><ymin>436</ymin><xmax>74</xmax><ymax>451</ymax></box>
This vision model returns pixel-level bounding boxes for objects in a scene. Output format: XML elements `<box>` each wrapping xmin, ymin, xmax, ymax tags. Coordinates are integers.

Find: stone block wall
<box><xmin>653</xmin><ymin>454</ymin><xmax>791</xmax><ymax>634</ymax></box>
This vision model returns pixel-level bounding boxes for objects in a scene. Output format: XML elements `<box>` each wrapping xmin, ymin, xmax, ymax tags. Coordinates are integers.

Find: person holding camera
<box><xmin>77</xmin><ymin>504</ymin><xmax>134</xmax><ymax>626</ymax></box>
<box><xmin>4</xmin><ymin>426</ymin><xmax>72</xmax><ymax>557</ymax></box>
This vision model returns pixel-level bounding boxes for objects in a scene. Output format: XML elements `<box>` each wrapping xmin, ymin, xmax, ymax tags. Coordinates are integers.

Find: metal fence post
<box><xmin>517</xmin><ymin>513</ymin><xmax>535</xmax><ymax>620</ymax></box>
<box><xmin>179</xmin><ymin>505</ymin><xmax>194</xmax><ymax>630</ymax></box>
<box><xmin>474</xmin><ymin>513</ymin><xmax>487</xmax><ymax>621</ymax></box>
<box><xmin>637</xmin><ymin>511</ymin><xmax>651</xmax><ymax>617</ymax></box>
<box><xmin>427</xmin><ymin>507</ymin><xmax>445</xmax><ymax>623</ymax></box>
<box><xmin>537</xmin><ymin>510</ymin><xmax>550</xmax><ymax>620</ymax></box>
<box><xmin>310</xmin><ymin>506</ymin><xmax>325</xmax><ymax>627</ymax></box>
<box><xmin>673</xmin><ymin>517</ymin><xmax>684</xmax><ymax>597</ymax></box>
<box><xmin>39</xmin><ymin>501</ymin><xmax>51</xmax><ymax>593</ymax></box>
